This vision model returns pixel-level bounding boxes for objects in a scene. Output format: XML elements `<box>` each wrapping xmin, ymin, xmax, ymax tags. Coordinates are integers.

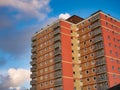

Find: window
<box><xmin>91</xmin><ymin>60</ymin><xmax>95</xmax><ymax>65</ymax></box>
<box><xmin>74</xmin><ymin>80</ymin><xmax>76</xmax><ymax>82</ymax></box>
<box><xmin>84</xmin><ymin>48</ymin><xmax>87</xmax><ymax>52</ymax></box>
<box><xmin>88</xmin><ymin>19</ymin><xmax>91</xmax><ymax>22</ymax></box>
<box><xmin>89</xmin><ymin>39</ymin><xmax>92</xmax><ymax>42</ymax></box>
<box><xmin>115</xmin><ymin>52</ymin><xmax>118</xmax><ymax>57</ymax></box>
<box><xmin>87</xmin><ymin>86</ymin><xmax>91</xmax><ymax>90</ymax></box>
<box><xmin>90</xmin><ymin>53</ymin><xmax>94</xmax><ymax>57</ymax></box>
<box><xmin>87</xmin><ymin>78</ymin><xmax>90</xmax><ymax>81</ymax></box>
<box><xmin>112</xmin><ymin>66</ymin><xmax>114</xmax><ymax>70</ymax></box>
<box><xmin>50</xmin><ymin>80</ymin><xmax>54</xmax><ymax>84</ymax></box>
<box><xmin>92</xmin><ymin>68</ymin><xmax>96</xmax><ymax>72</ymax></box>
<box><xmin>89</xmin><ymin>32</ymin><xmax>92</xmax><ymax>36</ymax></box>
<box><xmin>110</xmin><ymin>50</ymin><xmax>112</xmax><ymax>54</ymax></box>
<box><xmin>110</xmin><ymin>58</ymin><xmax>114</xmax><ymax>62</ymax></box>
<box><xmin>110</xmin><ymin>18</ymin><xmax>113</xmax><ymax>21</ymax></box>
<box><xmin>74</xmin><ymin>87</ymin><xmax>76</xmax><ymax>90</ymax></box>
<box><xmin>108</xmin><ymin>43</ymin><xmax>111</xmax><ymax>46</ymax></box>
<box><xmin>83</xmin><ymin>42</ymin><xmax>86</xmax><ymax>45</ymax></box>
<box><xmin>84</xmin><ymin>56</ymin><xmax>87</xmax><ymax>59</ymax></box>
<box><xmin>106</xmin><ymin>22</ymin><xmax>108</xmax><ymax>25</ymax></box>
<box><xmin>93</xmin><ymin>76</ymin><xmax>96</xmax><ymax>80</ymax></box>
<box><xmin>72</xmin><ymin>57</ymin><xmax>74</xmax><ymax>60</ymax></box>
<box><xmin>86</xmin><ymin>70</ymin><xmax>89</xmax><ymax>74</ymax></box>
<box><xmin>105</xmin><ymin>15</ymin><xmax>107</xmax><ymax>18</ymax></box>
<box><xmin>118</xmin><ymin>67</ymin><xmax>120</xmax><ymax>72</ymax></box>
<box><xmin>108</xmin><ymin>35</ymin><xmax>110</xmax><ymax>39</ymax></box>
<box><xmin>85</xmin><ymin>63</ymin><xmax>89</xmax><ymax>66</ymax></box>
<box><xmin>94</xmin><ymin>85</ymin><xmax>97</xmax><ymax>89</ymax></box>
<box><xmin>114</xmin><ymin>45</ymin><xmax>117</xmax><ymax>48</ymax></box>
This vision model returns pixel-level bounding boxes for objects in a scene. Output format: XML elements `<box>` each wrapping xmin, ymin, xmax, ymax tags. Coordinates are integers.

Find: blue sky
<box><xmin>0</xmin><ymin>0</ymin><xmax>120</xmax><ymax>90</ymax></box>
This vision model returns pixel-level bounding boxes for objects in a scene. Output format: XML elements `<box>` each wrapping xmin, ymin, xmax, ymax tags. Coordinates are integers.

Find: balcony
<box><xmin>31</xmin><ymin>48</ymin><xmax>37</xmax><ymax>53</ymax></box>
<box><xmin>96</xmin><ymin>57</ymin><xmax>106</xmax><ymax>66</ymax></box>
<box><xmin>92</xmin><ymin>28</ymin><xmax>102</xmax><ymax>36</ymax></box>
<box><xmin>53</xmin><ymin>22</ymin><xmax>60</xmax><ymax>29</ymax></box>
<box><xmin>31</xmin><ymin>54</ymin><xmax>37</xmax><ymax>59</ymax></box>
<box><xmin>54</xmin><ymin>55</ymin><xmax>62</xmax><ymax>63</ymax></box>
<box><xmin>54</xmin><ymin>28</ymin><xmax>60</xmax><ymax>36</ymax></box>
<box><xmin>31</xmin><ymin>66</ymin><xmax>37</xmax><ymax>72</ymax></box>
<box><xmin>30</xmin><ymin>86</ymin><xmax>36</xmax><ymax>90</ymax></box>
<box><xmin>94</xmin><ymin>42</ymin><xmax>104</xmax><ymax>51</ymax></box>
<box><xmin>97</xmin><ymin>73</ymin><xmax>108</xmax><ymax>83</ymax></box>
<box><xmin>98</xmin><ymin>82</ymin><xmax>108</xmax><ymax>90</ymax></box>
<box><xmin>31</xmin><ymin>42</ymin><xmax>37</xmax><ymax>47</ymax></box>
<box><xmin>91</xmin><ymin>21</ymin><xmax>101</xmax><ymax>30</ymax></box>
<box><xmin>54</xmin><ymin>42</ymin><xmax>61</xmax><ymax>49</ymax></box>
<box><xmin>31</xmin><ymin>36</ymin><xmax>37</xmax><ymax>42</ymax></box>
<box><xmin>55</xmin><ymin>78</ymin><xmax>62</xmax><ymax>86</ymax></box>
<box><xmin>54</xmin><ymin>49</ymin><xmax>61</xmax><ymax>56</ymax></box>
<box><xmin>55</xmin><ymin>86</ymin><xmax>63</xmax><ymax>90</ymax></box>
<box><xmin>54</xmin><ymin>35</ymin><xmax>60</xmax><ymax>42</ymax></box>
<box><xmin>93</xmin><ymin>35</ymin><xmax>103</xmax><ymax>44</ymax></box>
<box><xmin>30</xmin><ymin>72</ymin><xmax>37</xmax><ymax>78</ymax></box>
<box><xmin>95</xmin><ymin>50</ymin><xmax>104</xmax><ymax>59</ymax></box>
<box><xmin>54</xmin><ymin>70</ymin><xmax>62</xmax><ymax>78</ymax></box>
<box><xmin>30</xmin><ymin>60</ymin><xmax>36</xmax><ymax>66</ymax></box>
<box><xmin>54</xmin><ymin>63</ymin><xmax>62</xmax><ymax>70</ymax></box>
<box><xmin>96</xmin><ymin>65</ymin><xmax>106</xmax><ymax>74</ymax></box>
<box><xmin>30</xmin><ymin>80</ymin><xmax>36</xmax><ymax>85</ymax></box>
<box><xmin>91</xmin><ymin>15</ymin><xmax>100</xmax><ymax>23</ymax></box>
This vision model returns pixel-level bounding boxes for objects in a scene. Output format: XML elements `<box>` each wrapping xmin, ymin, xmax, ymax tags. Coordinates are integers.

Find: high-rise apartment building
<box><xmin>30</xmin><ymin>10</ymin><xmax>120</xmax><ymax>90</ymax></box>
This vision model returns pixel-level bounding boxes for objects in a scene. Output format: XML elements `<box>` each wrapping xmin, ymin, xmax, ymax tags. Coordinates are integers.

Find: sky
<box><xmin>0</xmin><ymin>0</ymin><xmax>120</xmax><ymax>90</ymax></box>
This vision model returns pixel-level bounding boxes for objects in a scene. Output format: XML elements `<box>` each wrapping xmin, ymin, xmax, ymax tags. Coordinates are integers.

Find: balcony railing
<box><xmin>30</xmin><ymin>60</ymin><xmax>36</xmax><ymax>65</ymax></box>
<box><xmin>54</xmin><ymin>78</ymin><xmax>62</xmax><ymax>86</ymax></box>
<box><xmin>91</xmin><ymin>15</ymin><xmax>100</xmax><ymax>23</ymax></box>
<box><xmin>97</xmin><ymin>73</ymin><xmax>108</xmax><ymax>83</ymax></box>
<box><xmin>30</xmin><ymin>80</ymin><xmax>36</xmax><ymax>85</ymax></box>
<box><xmin>91</xmin><ymin>21</ymin><xmax>101</xmax><ymax>30</ymax></box>
<box><xmin>54</xmin><ymin>49</ymin><xmax>61</xmax><ymax>56</ymax></box>
<box><xmin>31</xmin><ymin>36</ymin><xmax>37</xmax><ymax>42</ymax></box>
<box><xmin>96</xmin><ymin>65</ymin><xmax>106</xmax><ymax>74</ymax></box>
<box><xmin>31</xmin><ymin>48</ymin><xmax>37</xmax><ymax>53</ymax></box>
<box><xmin>31</xmin><ymin>42</ymin><xmax>37</xmax><ymax>47</ymax></box>
<box><xmin>55</xmin><ymin>86</ymin><xmax>63</xmax><ymax>90</ymax></box>
<box><xmin>94</xmin><ymin>42</ymin><xmax>104</xmax><ymax>51</ymax></box>
<box><xmin>98</xmin><ymin>82</ymin><xmax>108</xmax><ymax>90</ymax></box>
<box><xmin>92</xmin><ymin>28</ymin><xmax>102</xmax><ymax>37</ymax></box>
<box><xmin>54</xmin><ymin>35</ymin><xmax>60</xmax><ymax>42</ymax></box>
<box><xmin>93</xmin><ymin>35</ymin><xmax>103</xmax><ymax>44</ymax></box>
<box><xmin>31</xmin><ymin>54</ymin><xmax>37</xmax><ymax>59</ymax></box>
<box><xmin>30</xmin><ymin>86</ymin><xmax>36</xmax><ymax>90</ymax></box>
<box><xmin>31</xmin><ymin>66</ymin><xmax>37</xmax><ymax>72</ymax></box>
<box><xmin>95</xmin><ymin>50</ymin><xmax>104</xmax><ymax>59</ymax></box>
<box><xmin>54</xmin><ymin>70</ymin><xmax>62</xmax><ymax>78</ymax></box>
<box><xmin>54</xmin><ymin>63</ymin><xmax>62</xmax><ymax>70</ymax></box>
<box><xmin>30</xmin><ymin>72</ymin><xmax>37</xmax><ymax>78</ymax></box>
<box><xmin>54</xmin><ymin>42</ymin><xmax>61</xmax><ymax>49</ymax></box>
<box><xmin>96</xmin><ymin>57</ymin><xmax>106</xmax><ymax>66</ymax></box>
<box><xmin>54</xmin><ymin>55</ymin><xmax>62</xmax><ymax>63</ymax></box>
<box><xmin>53</xmin><ymin>22</ymin><xmax>60</xmax><ymax>29</ymax></box>
<box><xmin>54</xmin><ymin>28</ymin><xmax>60</xmax><ymax>36</ymax></box>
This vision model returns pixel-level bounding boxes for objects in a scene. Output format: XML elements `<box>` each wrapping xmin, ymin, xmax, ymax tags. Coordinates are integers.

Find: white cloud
<box><xmin>8</xmin><ymin>68</ymin><xmax>30</xmax><ymax>89</ymax></box>
<box><xmin>0</xmin><ymin>0</ymin><xmax>51</xmax><ymax>20</ymax></box>
<box><xmin>59</xmin><ymin>13</ymin><xmax>70</xmax><ymax>20</ymax></box>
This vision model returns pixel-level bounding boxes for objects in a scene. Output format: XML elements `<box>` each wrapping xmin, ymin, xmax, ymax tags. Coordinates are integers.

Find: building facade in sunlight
<box><xmin>30</xmin><ymin>11</ymin><xmax>120</xmax><ymax>90</ymax></box>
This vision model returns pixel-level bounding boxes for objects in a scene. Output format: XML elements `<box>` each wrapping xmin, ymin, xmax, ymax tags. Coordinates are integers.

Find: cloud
<box><xmin>0</xmin><ymin>0</ymin><xmax>51</xmax><ymax>20</ymax></box>
<box><xmin>0</xmin><ymin>68</ymin><xmax>30</xmax><ymax>90</ymax></box>
<box><xmin>59</xmin><ymin>13</ymin><xmax>70</xmax><ymax>19</ymax></box>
